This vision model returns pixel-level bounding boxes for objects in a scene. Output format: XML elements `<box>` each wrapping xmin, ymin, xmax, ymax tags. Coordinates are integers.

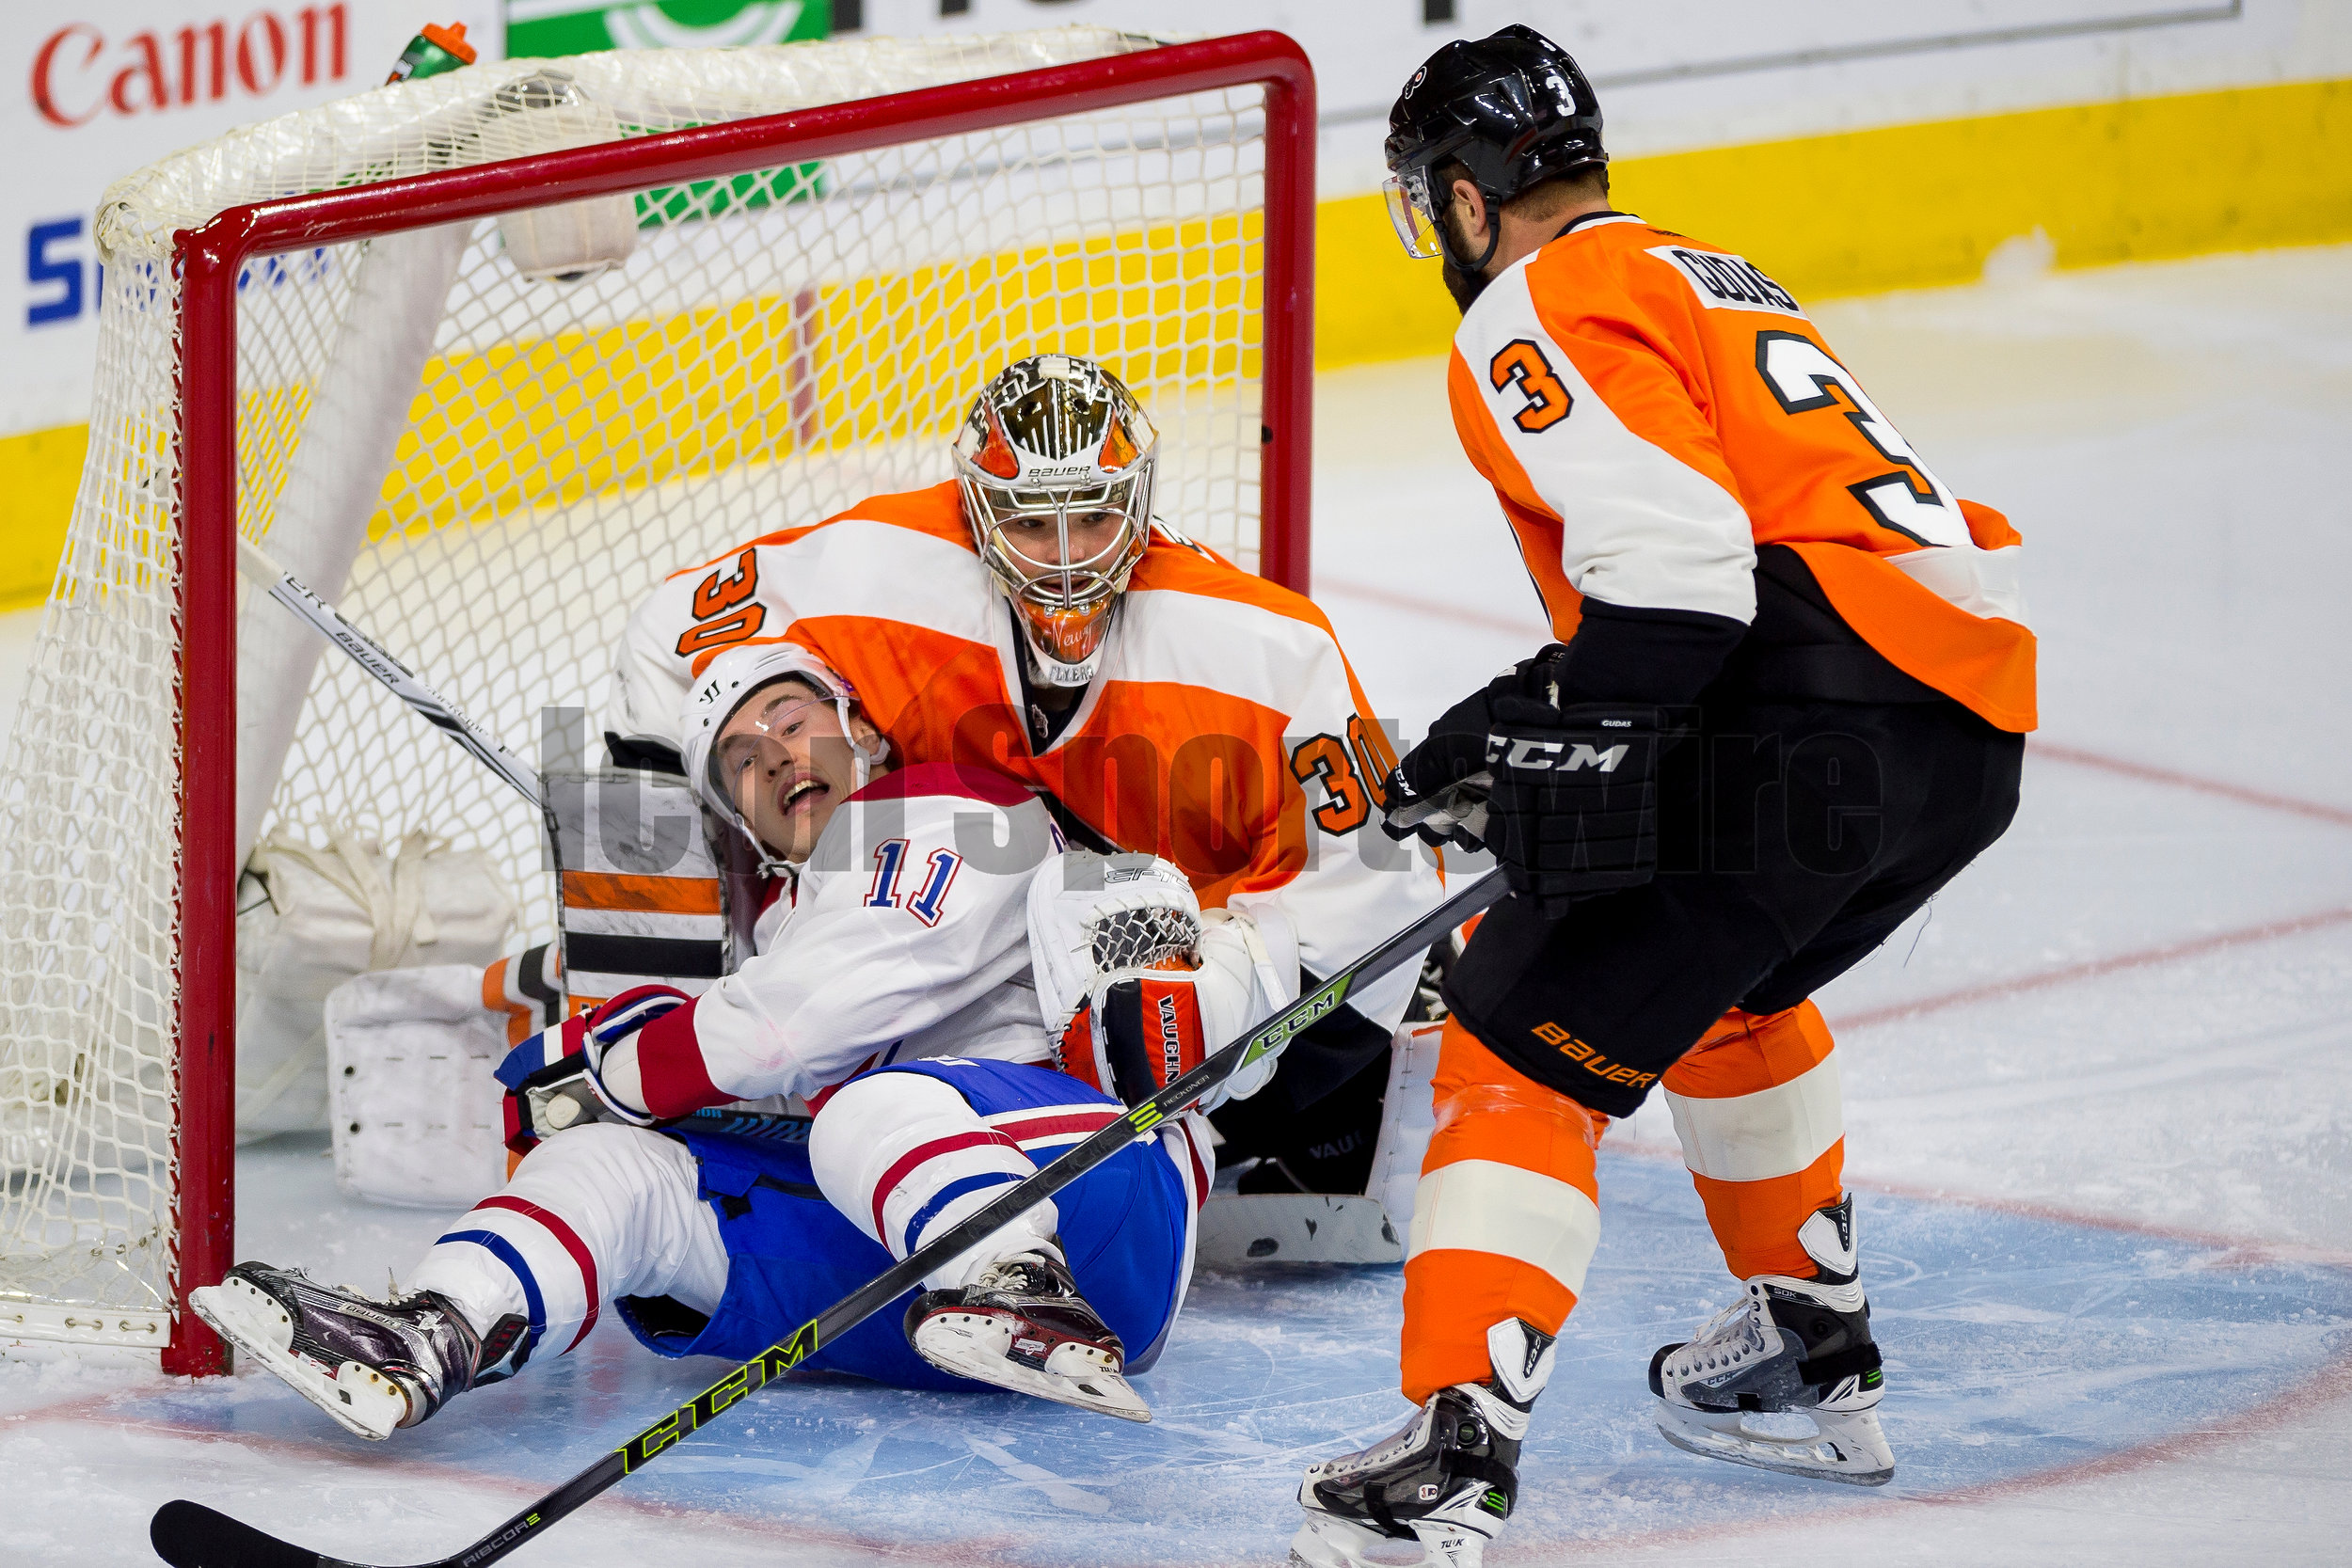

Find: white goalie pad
<box><xmin>1367</xmin><ymin>1021</ymin><xmax>1445</xmax><ymax>1236</ymax></box>
<box><xmin>235</xmin><ymin>829</ymin><xmax>516</xmax><ymax>1139</ymax></box>
<box><xmin>549</xmin><ymin>770</ymin><xmax>727</xmax><ymax>1012</ymax></box>
<box><xmin>325</xmin><ymin>964</ymin><xmax>511</xmax><ymax>1210</ymax></box>
<box><xmin>1195</xmin><ymin>1020</ymin><xmax>1441</xmax><ymax>1268</ymax></box>
<box><xmin>1194</xmin><ymin>1194</ymin><xmax>1405</xmax><ymax>1269</ymax></box>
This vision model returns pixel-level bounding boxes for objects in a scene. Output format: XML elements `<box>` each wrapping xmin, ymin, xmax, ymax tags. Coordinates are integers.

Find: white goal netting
<box><xmin>0</xmin><ymin>26</ymin><xmax>1278</xmax><ymax>1351</ymax></box>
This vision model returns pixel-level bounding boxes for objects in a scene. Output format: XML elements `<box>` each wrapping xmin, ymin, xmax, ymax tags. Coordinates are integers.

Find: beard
<box><xmin>1442</xmin><ymin>261</ymin><xmax>1488</xmax><ymax>315</ymax></box>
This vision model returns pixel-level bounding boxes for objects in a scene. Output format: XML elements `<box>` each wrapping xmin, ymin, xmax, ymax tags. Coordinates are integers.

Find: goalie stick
<box><xmin>236</xmin><ymin>538</ymin><xmax>545</xmax><ymax>809</ymax></box>
<box><xmin>150</xmin><ymin>868</ymin><xmax>1507</xmax><ymax>1568</ymax></box>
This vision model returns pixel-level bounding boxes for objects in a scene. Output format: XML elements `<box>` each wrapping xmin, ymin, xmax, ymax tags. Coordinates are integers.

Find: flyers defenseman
<box><xmin>610</xmin><ymin>355</ymin><xmax>1444</xmax><ymax>1197</ymax></box>
<box><xmin>192</xmin><ymin>644</ymin><xmax>1244</xmax><ymax>1433</ymax></box>
<box><xmin>1289</xmin><ymin>27</ymin><xmax>2034</xmax><ymax>1568</ymax></box>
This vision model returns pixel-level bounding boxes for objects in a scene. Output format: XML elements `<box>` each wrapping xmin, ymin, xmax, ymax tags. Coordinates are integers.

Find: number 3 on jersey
<box><xmin>866</xmin><ymin>839</ymin><xmax>961</xmax><ymax>927</ymax></box>
<box><xmin>1753</xmin><ymin>330</ymin><xmax>1968</xmax><ymax>548</ymax></box>
<box><xmin>1489</xmin><ymin>340</ymin><xmax>1574</xmax><ymax>433</ymax></box>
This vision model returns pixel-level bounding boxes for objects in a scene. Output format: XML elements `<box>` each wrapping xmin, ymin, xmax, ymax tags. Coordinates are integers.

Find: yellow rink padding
<box><xmin>1316</xmin><ymin>74</ymin><xmax>2352</xmax><ymax>367</ymax></box>
<box><xmin>0</xmin><ymin>424</ymin><xmax>88</xmax><ymax>611</ymax></box>
<box><xmin>375</xmin><ymin>211</ymin><xmax>1260</xmax><ymax>539</ymax></box>
<box><xmin>6</xmin><ymin>75</ymin><xmax>2349</xmax><ymax>595</ymax></box>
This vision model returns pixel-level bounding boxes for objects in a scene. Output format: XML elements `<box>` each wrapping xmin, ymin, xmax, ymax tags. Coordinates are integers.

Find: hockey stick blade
<box><xmin>149</xmin><ymin>871</ymin><xmax>1505</xmax><ymax>1568</ymax></box>
<box><xmin>152</xmin><ymin>1499</ymin><xmax>340</xmax><ymax>1568</ymax></box>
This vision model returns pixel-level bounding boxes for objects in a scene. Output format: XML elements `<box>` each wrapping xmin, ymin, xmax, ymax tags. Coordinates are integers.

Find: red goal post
<box><xmin>147</xmin><ymin>32</ymin><xmax>1316</xmax><ymax>1375</ymax></box>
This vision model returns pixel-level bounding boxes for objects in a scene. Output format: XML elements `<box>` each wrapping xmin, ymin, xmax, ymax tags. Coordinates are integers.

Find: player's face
<box><xmin>993</xmin><ymin>507</ymin><xmax>1129</xmax><ymax>578</ymax></box>
<box><xmin>714</xmin><ymin>679</ymin><xmax>879</xmax><ymax>863</ymax></box>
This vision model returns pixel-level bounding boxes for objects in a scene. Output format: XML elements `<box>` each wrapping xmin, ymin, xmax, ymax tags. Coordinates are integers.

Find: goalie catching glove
<box><xmin>494</xmin><ymin>984</ymin><xmax>690</xmax><ymax>1151</ymax></box>
<box><xmin>1026</xmin><ymin>851</ymin><xmax>1295</xmax><ymax>1113</ymax></box>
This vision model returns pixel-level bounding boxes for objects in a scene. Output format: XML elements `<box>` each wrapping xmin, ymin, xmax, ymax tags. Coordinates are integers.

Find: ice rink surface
<box><xmin>6</xmin><ymin>244</ymin><xmax>2351</xmax><ymax>1565</ymax></box>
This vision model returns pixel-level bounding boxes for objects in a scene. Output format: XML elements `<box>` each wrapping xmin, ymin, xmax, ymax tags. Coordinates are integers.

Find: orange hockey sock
<box><xmin>1661</xmin><ymin>1001</ymin><xmax>1846</xmax><ymax>1280</ymax></box>
<box><xmin>1399</xmin><ymin>1017</ymin><xmax>1606</xmax><ymax>1402</ymax></box>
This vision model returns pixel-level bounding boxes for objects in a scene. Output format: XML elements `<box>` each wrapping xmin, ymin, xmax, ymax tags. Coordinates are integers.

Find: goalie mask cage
<box><xmin>0</xmin><ymin>27</ymin><xmax>1313</xmax><ymax>1374</ymax></box>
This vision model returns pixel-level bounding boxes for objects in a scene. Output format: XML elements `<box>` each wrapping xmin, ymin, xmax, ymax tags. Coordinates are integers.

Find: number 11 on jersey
<box><xmin>866</xmin><ymin>839</ymin><xmax>963</xmax><ymax>927</ymax></box>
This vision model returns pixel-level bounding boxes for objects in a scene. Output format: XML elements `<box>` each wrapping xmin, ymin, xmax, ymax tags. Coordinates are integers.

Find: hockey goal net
<box><xmin>0</xmin><ymin>27</ymin><xmax>1312</xmax><ymax>1371</ymax></box>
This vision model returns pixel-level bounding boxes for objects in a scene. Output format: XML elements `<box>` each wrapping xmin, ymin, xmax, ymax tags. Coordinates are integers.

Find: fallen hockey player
<box><xmin>192</xmin><ymin>641</ymin><xmax>1292</xmax><ymax>1435</ymax></box>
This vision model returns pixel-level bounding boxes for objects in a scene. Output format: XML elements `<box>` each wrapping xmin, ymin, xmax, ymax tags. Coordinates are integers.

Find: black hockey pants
<box><xmin>1444</xmin><ymin>687</ymin><xmax>2024</xmax><ymax>1120</ymax></box>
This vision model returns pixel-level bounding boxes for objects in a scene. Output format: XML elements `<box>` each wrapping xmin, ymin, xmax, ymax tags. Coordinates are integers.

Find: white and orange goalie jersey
<box><xmin>612</xmin><ymin>481</ymin><xmax>1445</xmax><ymax>1038</ymax></box>
<box><xmin>1449</xmin><ymin>212</ymin><xmax>2036</xmax><ymax>731</ymax></box>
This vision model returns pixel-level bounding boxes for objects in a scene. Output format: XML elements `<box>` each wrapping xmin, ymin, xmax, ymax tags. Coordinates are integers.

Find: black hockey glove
<box><xmin>1382</xmin><ymin>646</ymin><xmax>1580</xmax><ymax>852</ymax></box>
<box><xmin>1486</xmin><ymin>696</ymin><xmax>1668</xmax><ymax>918</ymax></box>
<box><xmin>1381</xmin><ymin>703</ymin><xmax>1494</xmax><ymax>852</ymax></box>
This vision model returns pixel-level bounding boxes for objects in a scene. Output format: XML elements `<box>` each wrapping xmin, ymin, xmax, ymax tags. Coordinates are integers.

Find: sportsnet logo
<box><xmin>1648</xmin><ymin>245</ymin><xmax>1807</xmax><ymax>320</ymax></box>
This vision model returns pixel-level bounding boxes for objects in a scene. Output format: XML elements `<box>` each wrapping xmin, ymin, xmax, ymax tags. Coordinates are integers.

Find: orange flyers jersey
<box><xmin>1448</xmin><ymin>212</ymin><xmax>2036</xmax><ymax>731</ymax></box>
<box><xmin>612</xmin><ymin>480</ymin><xmax>1446</xmax><ymax>1031</ymax></box>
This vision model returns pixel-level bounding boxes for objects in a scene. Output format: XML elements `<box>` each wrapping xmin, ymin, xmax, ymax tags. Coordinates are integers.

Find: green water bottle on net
<box><xmin>387</xmin><ymin>21</ymin><xmax>479</xmax><ymax>85</ymax></box>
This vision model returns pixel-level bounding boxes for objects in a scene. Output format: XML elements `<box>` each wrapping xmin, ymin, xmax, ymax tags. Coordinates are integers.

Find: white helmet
<box><xmin>952</xmin><ymin>354</ymin><xmax>1157</xmax><ymax>689</ymax></box>
<box><xmin>680</xmin><ymin>641</ymin><xmax>886</xmax><ymax>870</ymax></box>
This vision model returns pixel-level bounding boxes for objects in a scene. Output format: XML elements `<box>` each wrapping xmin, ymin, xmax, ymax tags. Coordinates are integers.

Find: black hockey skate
<box><xmin>189</xmin><ymin>1262</ymin><xmax>520</xmax><ymax>1441</ymax></box>
<box><xmin>1291</xmin><ymin>1319</ymin><xmax>1554</xmax><ymax>1568</ymax></box>
<box><xmin>906</xmin><ymin>1248</ymin><xmax>1150</xmax><ymax>1422</ymax></box>
<box><xmin>1648</xmin><ymin>1196</ymin><xmax>1894</xmax><ymax>1485</ymax></box>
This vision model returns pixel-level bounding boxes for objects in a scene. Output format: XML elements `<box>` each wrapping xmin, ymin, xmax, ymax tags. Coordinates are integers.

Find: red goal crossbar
<box><xmin>165</xmin><ymin>31</ymin><xmax>1316</xmax><ymax>1374</ymax></box>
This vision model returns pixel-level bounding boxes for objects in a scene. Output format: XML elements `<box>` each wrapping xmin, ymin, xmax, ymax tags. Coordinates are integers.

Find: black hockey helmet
<box><xmin>1383</xmin><ymin>24</ymin><xmax>1606</xmax><ymax>270</ymax></box>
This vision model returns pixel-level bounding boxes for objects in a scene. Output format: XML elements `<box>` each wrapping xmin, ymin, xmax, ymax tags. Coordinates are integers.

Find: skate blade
<box><xmin>913</xmin><ymin>1311</ymin><xmax>1152</xmax><ymax>1423</ymax></box>
<box><xmin>1288</xmin><ymin>1513</ymin><xmax>1485</xmax><ymax>1568</ymax></box>
<box><xmin>1654</xmin><ymin>1401</ymin><xmax>1894</xmax><ymax>1486</ymax></box>
<box><xmin>190</xmin><ymin>1277</ymin><xmax>408</xmax><ymax>1442</ymax></box>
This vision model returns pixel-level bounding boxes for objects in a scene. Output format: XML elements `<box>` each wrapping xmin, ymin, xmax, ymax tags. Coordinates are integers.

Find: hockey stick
<box><xmin>236</xmin><ymin>538</ymin><xmax>545</xmax><ymax>808</ymax></box>
<box><xmin>669</xmin><ymin>1105</ymin><xmax>810</xmax><ymax>1142</ymax></box>
<box><xmin>252</xmin><ymin>540</ymin><xmax>812</xmax><ymax>1144</ymax></box>
<box><xmin>151</xmin><ymin>868</ymin><xmax>1506</xmax><ymax>1568</ymax></box>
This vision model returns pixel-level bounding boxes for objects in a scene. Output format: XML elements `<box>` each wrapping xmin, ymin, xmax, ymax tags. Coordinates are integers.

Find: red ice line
<box><xmin>1325</xmin><ymin>582</ymin><xmax>2352</xmax><ymax>829</ymax></box>
<box><xmin>1832</xmin><ymin>904</ymin><xmax>2352</xmax><ymax>1031</ymax></box>
<box><xmin>1606</xmin><ymin>1134</ymin><xmax>2352</xmax><ymax>1271</ymax></box>
<box><xmin>2031</xmin><ymin>739</ymin><xmax>2352</xmax><ymax>829</ymax></box>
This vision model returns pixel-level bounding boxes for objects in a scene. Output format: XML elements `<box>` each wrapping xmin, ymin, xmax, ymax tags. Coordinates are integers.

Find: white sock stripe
<box><xmin>876</xmin><ymin>1139</ymin><xmax>1036</xmax><ymax>1247</ymax></box>
<box><xmin>981</xmin><ymin>1101</ymin><xmax>1118</xmax><ymax>1127</ymax></box>
<box><xmin>1664</xmin><ymin>1050</ymin><xmax>1844</xmax><ymax>1183</ymax></box>
<box><xmin>1406</xmin><ymin>1158</ymin><xmax>1601</xmax><ymax>1298</ymax></box>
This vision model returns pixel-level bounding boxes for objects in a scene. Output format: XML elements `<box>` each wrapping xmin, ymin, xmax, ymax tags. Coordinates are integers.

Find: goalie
<box><xmin>610</xmin><ymin>353</ymin><xmax>1448</xmax><ymax>1218</ymax></box>
<box><xmin>191</xmin><ymin>643</ymin><xmax>1284</xmax><ymax>1433</ymax></box>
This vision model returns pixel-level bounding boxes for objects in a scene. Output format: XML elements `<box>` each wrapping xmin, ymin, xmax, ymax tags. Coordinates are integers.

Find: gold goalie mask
<box><xmin>952</xmin><ymin>355</ymin><xmax>1158</xmax><ymax>688</ymax></box>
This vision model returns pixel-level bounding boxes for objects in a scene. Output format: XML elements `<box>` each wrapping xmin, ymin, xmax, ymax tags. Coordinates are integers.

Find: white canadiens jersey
<box><xmin>610</xmin><ymin>481</ymin><xmax>1445</xmax><ymax>1039</ymax></box>
<box><xmin>632</xmin><ymin>764</ymin><xmax>1059</xmax><ymax>1116</ymax></box>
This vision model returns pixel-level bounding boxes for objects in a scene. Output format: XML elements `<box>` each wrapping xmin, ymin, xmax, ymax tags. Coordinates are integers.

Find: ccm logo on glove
<box><xmin>1487</xmin><ymin>736</ymin><xmax>1630</xmax><ymax>772</ymax></box>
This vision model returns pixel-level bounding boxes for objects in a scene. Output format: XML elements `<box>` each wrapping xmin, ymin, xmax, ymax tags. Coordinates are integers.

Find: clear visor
<box><xmin>1383</xmin><ymin>168</ymin><xmax>1445</xmax><ymax>260</ymax></box>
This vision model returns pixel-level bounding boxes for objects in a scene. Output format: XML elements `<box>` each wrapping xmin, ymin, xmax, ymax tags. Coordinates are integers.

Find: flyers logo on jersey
<box><xmin>1649</xmin><ymin>245</ymin><xmax>1807</xmax><ymax>320</ymax></box>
